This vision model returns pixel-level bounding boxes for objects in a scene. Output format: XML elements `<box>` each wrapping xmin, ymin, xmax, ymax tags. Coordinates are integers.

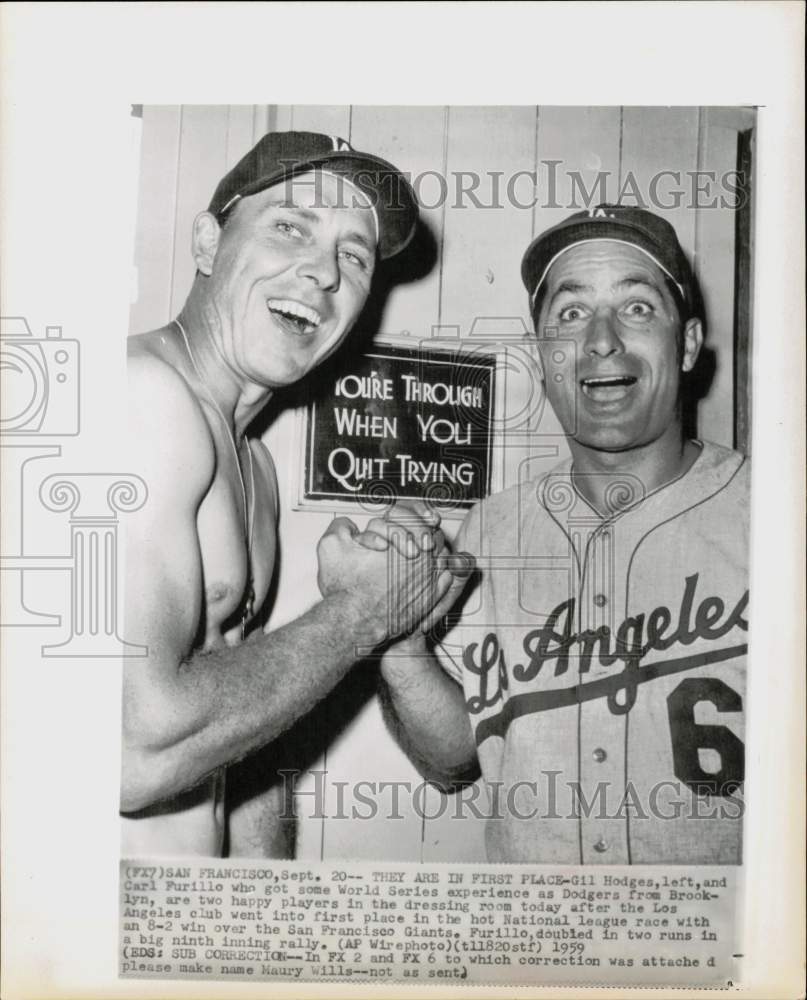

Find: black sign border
<box><xmin>302</xmin><ymin>343</ymin><xmax>497</xmax><ymax>510</ymax></box>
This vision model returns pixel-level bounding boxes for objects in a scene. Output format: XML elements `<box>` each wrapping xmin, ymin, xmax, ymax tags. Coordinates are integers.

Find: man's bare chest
<box><xmin>195</xmin><ymin>442</ymin><xmax>278</xmax><ymax>645</ymax></box>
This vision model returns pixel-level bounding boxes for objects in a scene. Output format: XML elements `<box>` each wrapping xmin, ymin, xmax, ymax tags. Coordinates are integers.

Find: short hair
<box><xmin>215</xmin><ymin>206</ymin><xmax>235</xmax><ymax>231</ymax></box>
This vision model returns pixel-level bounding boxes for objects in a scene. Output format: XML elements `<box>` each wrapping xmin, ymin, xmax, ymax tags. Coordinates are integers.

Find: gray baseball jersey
<box><xmin>438</xmin><ymin>440</ymin><xmax>748</xmax><ymax>864</ymax></box>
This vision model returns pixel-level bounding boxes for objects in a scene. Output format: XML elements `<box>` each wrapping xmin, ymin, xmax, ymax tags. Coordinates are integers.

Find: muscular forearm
<box><xmin>122</xmin><ymin>591</ymin><xmax>383</xmax><ymax>811</ymax></box>
<box><xmin>379</xmin><ymin>636</ymin><xmax>478</xmax><ymax>789</ymax></box>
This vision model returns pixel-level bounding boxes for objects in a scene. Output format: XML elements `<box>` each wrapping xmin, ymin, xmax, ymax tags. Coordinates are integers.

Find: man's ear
<box><xmin>681</xmin><ymin>318</ymin><xmax>704</xmax><ymax>373</ymax></box>
<box><xmin>191</xmin><ymin>212</ymin><xmax>221</xmax><ymax>276</ymax></box>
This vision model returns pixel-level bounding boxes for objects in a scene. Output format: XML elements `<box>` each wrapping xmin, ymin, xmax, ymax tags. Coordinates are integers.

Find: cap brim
<box><xmin>530</xmin><ymin>237</ymin><xmax>687</xmax><ymax>307</ymax></box>
<box><xmin>219</xmin><ymin>151</ymin><xmax>418</xmax><ymax>260</ymax></box>
<box><xmin>523</xmin><ymin>220</ymin><xmax>687</xmax><ymax>307</ymax></box>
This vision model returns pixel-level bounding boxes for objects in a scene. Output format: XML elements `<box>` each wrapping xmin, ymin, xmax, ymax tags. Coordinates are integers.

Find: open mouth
<box><xmin>266</xmin><ymin>298</ymin><xmax>322</xmax><ymax>336</ymax></box>
<box><xmin>580</xmin><ymin>375</ymin><xmax>638</xmax><ymax>402</ymax></box>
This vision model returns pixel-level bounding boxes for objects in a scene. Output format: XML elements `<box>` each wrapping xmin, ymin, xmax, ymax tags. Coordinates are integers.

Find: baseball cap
<box><xmin>521</xmin><ymin>204</ymin><xmax>696</xmax><ymax>314</ymax></box>
<box><xmin>208</xmin><ymin>131</ymin><xmax>418</xmax><ymax>260</ymax></box>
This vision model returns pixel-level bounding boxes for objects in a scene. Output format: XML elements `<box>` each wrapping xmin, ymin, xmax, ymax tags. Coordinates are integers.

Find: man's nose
<box><xmin>584</xmin><ymin>309</ymin><xmax>624</xmax><ymax>357</ymax></box>
<box><xmin>297</xmin><ymin>245</ymin><xmax>340</xmax><ymax>292</ymax></box>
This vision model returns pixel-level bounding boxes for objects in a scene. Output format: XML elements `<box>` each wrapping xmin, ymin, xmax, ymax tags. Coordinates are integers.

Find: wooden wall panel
<box><xmin>350</xmin><ymin>105</ymin><xmax>447</xmax><ymax>343</ymax></box>
<box><xmin>283</xmin><ymin>104</ymin><xmax>351</xmax><ymax>137</ymax></box>
<box><xmin>129</xmin><ymin>106</ymin><xmax>181</xmax><ymax>335</ymax></box>
<box><xmin>421</xmin><ymin>782</ymin><xmax>488</xmax><ymax>863</ymax></box>
<box><xmin>224</xmin><ymin>105</ymin><xmax>262</xmax><ymax>169</ymax></box>
<box><xmin>534</xmin><ymin>106</ymin><xmax>623</xmax><ymax>234</ymax></box>
<box><xmin>440</xmin><ymin>106</ymin><xmax>537</xmax><ymax>335</ymax></box>
<box><xmin>694</xmin><ymin>111</ymin><xmax>741</xmax><ymax>447</ymax></box>
<box><xmin>129</xmin><ymin>105</ymin><xmax>271</xmax><ymax>336</ymax></box>
<box><xmin>620</xmin><ymin>106</ymin><xmax>701</xmax><ymax>257</ymax></box>
<box><xmin>443</xmin><ymin>108</ymin><xmax>540</xmax><ymax>500</ymax></box>
<box><xmin>270</xmin><ymin>105</ymin><xmax>294</xmax><ymax>132</ymax></box>
<box><xmin>168</xmin><ymin>106</ymin><xmax>231</xmax><ymax>317</ymax></box>
<box><xmin>319</xmin><ymin>695</ymin><xmax>427</xmax><ymax>862</ymax></box>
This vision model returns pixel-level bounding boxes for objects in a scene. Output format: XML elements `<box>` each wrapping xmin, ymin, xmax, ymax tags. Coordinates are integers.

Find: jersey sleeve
<box><xmin>432</xmin><ymin>504</ymin><xmax>483</xmax><ymax>685</ymax></box>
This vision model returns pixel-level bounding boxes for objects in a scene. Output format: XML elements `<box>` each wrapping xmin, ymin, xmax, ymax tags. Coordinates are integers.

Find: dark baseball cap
<box><xmin>521</xmin><ymin>204</ymin><xmax>696</xmax><ymax>314</ymax></box>
<box><xmin>208</xmin><ymin>131</ymin><xmax>418</xmax><ymax>260</ymax></box>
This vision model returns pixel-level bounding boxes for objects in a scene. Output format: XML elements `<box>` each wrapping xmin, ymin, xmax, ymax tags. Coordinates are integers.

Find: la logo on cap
<box><xmin>330</xmin><ymin>136</ymin><xmax>351</xmax><ymax>151</ymax></box>
<box><xmin>588</xmin><ymin>207</ymin><xmax>615</xmax><ymax>219</ymax></box>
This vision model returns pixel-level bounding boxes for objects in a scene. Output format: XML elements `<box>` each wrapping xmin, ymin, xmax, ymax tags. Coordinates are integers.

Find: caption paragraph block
<box><xmin>120</xmin><ymin>859</ymin><xmax>741</xmax><ymax>987</ymax></box>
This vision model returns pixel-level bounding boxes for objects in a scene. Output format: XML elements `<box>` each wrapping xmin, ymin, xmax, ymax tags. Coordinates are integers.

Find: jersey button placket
<box><xmin>578</xmin><ymin>527</ymin><xmax>629</xmax><ymax>863</ymax></box>
<box><xmin>581</xmin><ymin>525</ymin><xmax>613</xmax><ymax>660</ymax></box>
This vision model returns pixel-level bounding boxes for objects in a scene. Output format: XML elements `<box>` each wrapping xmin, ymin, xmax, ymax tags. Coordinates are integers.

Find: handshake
<box><xmin>316</xmin><ymin>500</ymin><xmax>475</xmax><ymax>648</ymax></box>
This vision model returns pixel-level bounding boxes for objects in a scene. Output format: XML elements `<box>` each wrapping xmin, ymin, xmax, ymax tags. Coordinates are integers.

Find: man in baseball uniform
<box><xmin>381</xmin><ymin>205</ymin><xmax>748</xmax><ymax>864</ymax></box>
<box><xmin>123</xmin><ymin>132</ymin><xmax>468</xmax><ymax>857</ymax></box>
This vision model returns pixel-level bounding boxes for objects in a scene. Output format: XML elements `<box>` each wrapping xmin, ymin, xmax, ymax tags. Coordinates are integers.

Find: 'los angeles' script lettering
<box><xmin>462</xmin><ymin>574</ymin><xmax>748</xmax><ymax>716</ymax></box>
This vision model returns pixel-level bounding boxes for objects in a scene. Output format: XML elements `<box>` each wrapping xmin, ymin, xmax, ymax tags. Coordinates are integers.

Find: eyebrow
<box><xmin>261</xmin><ymin>201</ymin><xmax>376</xmax><ymax>253</ymax></box>
<box><xmin>545</xmin><ymin>280</ymin><xmax>592</xmax><ymax>312</ymax></box>
<box><xmin>340</xmin><ymin>230</ymin><xmax>375</xmax><ymax>253</ymax></box>
<box><xmin>614</xmin><ymin>274</ymin><xmax>664</xmax><ymax>295</ymax></box>
<box><xmin>545</xmin><ymin>274</ymin><xmax>664</xmax><ymax>313</ymax></box>
<box><xmin>263</xmin><ymin>200</ymin><xmax>318</xmax><ymax>220</ymax></box>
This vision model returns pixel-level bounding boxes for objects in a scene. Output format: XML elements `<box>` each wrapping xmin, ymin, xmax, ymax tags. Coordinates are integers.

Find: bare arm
<box><xmin>358</xmin><ymin>503</ymin><xmax>480</xmax><ymax>788</ymax></box>
<box><xmin>379</xmin><ymin>632</ymin><xmax>479</xmax><ymax>789</ymax></box>
<box><xmin>124</xmin><ymin>587</ymin><xmax>389</xmax><ymax>811</ymax></box>
<box><xmin>122</xmin><ymin>357</ymin><xmax>450</xmax><ymax>812</ymax></box>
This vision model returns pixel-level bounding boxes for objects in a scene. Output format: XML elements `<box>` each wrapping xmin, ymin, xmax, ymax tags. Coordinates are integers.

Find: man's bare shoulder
<box><xmin>127</xmin><ymin>333</ymin><xmax>215</xmax><ymax>501</ymax></box>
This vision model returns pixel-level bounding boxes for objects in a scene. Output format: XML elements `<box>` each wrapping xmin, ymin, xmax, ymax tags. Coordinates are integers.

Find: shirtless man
<box><xmin>122</xmin><ymin>131</ymin><xmax>469</xmax><ymax>856</ymax></box>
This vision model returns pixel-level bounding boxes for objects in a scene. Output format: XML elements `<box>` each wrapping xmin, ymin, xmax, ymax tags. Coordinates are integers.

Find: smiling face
<box><xmin>534</xmin><ymin>241</ymin><xmax>702</xmax><ymax>456</ymax></box>
<box><xmin>195</xmin><ymin>170</ymin><xmax>377</xmax><ymax>388</ymax></box>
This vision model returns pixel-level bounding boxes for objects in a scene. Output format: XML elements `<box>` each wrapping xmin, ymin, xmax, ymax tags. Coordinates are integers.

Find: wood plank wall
<box><xmin>129</xmin><ymin>104</ymin><xmax>754</xmax><ymax>862</ymax></box>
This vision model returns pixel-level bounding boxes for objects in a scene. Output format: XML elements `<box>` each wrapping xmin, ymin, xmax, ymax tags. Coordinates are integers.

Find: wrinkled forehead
<box><xmin>266</xmin><ymin>170</ymin><xmax>371</xmax><ymax>208</ymax></box>
<box><xmin>258</xmin><ymin>169</ymin><xmax>379</xmax><ymax>244</ymax></box>
<box><xmin>544</xmin><ymin>239</ymin><xmax>670</xmax><ymax>290</ymax></box>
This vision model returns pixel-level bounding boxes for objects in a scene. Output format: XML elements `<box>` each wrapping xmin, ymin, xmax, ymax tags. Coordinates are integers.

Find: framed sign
<box><xmin>302</xmin><ymin>344</ymin><xmax>496</xmax><ymax>510</ymax></box>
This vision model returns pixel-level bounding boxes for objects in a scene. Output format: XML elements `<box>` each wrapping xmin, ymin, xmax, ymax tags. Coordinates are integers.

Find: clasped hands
<box><xmin>317</xmin><ymin>500</ymin><xmax>475</xmax><ymax>643</ymax></box>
